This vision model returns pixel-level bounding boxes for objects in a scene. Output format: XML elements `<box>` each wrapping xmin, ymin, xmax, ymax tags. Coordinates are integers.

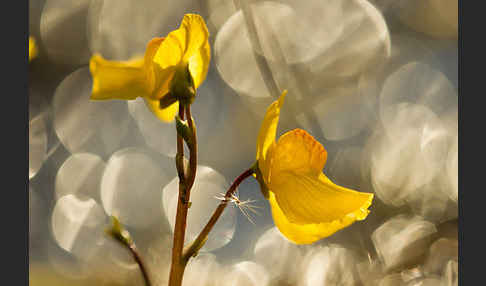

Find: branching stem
<box><xmin>168</xmin><ymin>102</ymin><xmax>254</xmax><ymax>286</ymax></box>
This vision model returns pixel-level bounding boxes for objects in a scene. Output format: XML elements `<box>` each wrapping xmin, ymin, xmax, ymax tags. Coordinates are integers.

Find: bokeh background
<box><xmin>28</xmin><ymin>0</ymin><xmax>458</xmax><ymax>285</ymax></box>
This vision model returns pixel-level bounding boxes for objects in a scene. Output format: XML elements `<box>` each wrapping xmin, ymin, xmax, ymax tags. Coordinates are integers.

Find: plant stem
<box><xmin>169</xmin><ymin>104</ymin><xmax>189</xmax><ymax>286</ymax></box>
<box><xmin>185</xmin><ymin>105</ymin><xmax>197</xmax><ymax>192</ymax></box>
<box><xmin>183</xmin><ymin>168</ymin><xmax>255</xmax><ymax>260</ymax></box>
<box><xmin>128</xmin><ymin>243</ymin><xmax>152</xmax><ymax>286</ymax></box>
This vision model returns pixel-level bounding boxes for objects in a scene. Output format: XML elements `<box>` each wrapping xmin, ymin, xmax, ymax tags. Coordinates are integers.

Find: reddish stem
<box><xmin>183</xmin><ymin>168</ymin><xmax>255</xmax><ymax>259</ymax></box>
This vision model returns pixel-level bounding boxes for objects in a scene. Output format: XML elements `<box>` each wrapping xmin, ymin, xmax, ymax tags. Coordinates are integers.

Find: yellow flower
<box><xmin>29</xmin><ymin>37</ymin><xmax>37</xmax><ymax>62</ymax></box>
<box><xmin>254</xmin><ymin>91</ymin><xmax>374</xmax><ymax>244</ymax></box>
<box><xmin>89</xmin><ymin>14</ymin><xmax>210</xmax><ymax>122</ymax></box>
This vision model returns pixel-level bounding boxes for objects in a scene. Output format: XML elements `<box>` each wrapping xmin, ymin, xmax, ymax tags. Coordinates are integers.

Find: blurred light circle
<box><xmin>51</xmin><ymin>194</ymin><xmax>107</xmax><ymax>262</ymax></box>
<box><xmin>215</xmin><ymin>0</ymin><xmax>390</xmax><ymax>98</ymax></box>
<box><xmin>214</xmin><ymin>0</ymin><xmax>390</xmax><ymax>126</ymax></box>
<box><xmin>127</xmin><ymin>98</ymin><xmax>177</xmax><ymax>157</ymax></box>
<box><xmin>245</xmin><ymin>1</ymin><xmax>316</xmax><ymax>64</ymax></box>
<box><xmin>87</xmin><ymin>0</ymin><xmax>201</xmax><ymax>60</ymax></box>
<box><xmin>362</xmin><ymin>36</ymin><xmax>442</xmax><ymax>113</ymax></box>
<box><xmin>294</xmin><ymin>0</ymin><xmax>390</xmax><ymax>80</ymax></box>
<box><xmin>162</xmin><ymin>165</ymin><xmax>236</xmax><ymax>252</ymax></box>
<box><xmin>40</xmin><ymin>0</ymin><xmax>92</xmax><ymax>66</ymax></box>
<box><xmin>296</xmin><ymin>84</ymin><xmax>378</xmax><ymax>141</ymax></box>
<box><xmin>55</xmin><ymin>153</ymin><xmax>105</xmax><ymax>202</ymax></box>
<box><xmin>101</xmin><ymin>147</ymin><xmax>169</xmax><ymax>229</ymax></box>
<box><xmin>371</xmin><ymin>103</ymin><xmax>449</xmax><ymax>207</ymax></box>
<box><xmin>183</xmin><ymin>253</ymin><xmax>222</xmax><ymax>286</ymax></box>
<box><xmin>214</xmin><ymin>5</ymin><xmax>272</xmax><ymax>99</ymax></box>
<box><xmin>253</xmin><ymin>227</ymin><xmax>303</xmax><ymax>283</ymax></box>
<box><xmin>369</xmin><ymin>103</ymin><xmax>456</xmax><ymax>222</ymax></box>
<box><xmin>299</xmin><ymin>244</ymin><xmax>359</xmax><ymax>286</ymax></box>
<box><xmin>380</xmin><ymin>102</ymin><xmax>447</xmax><ymax>156</ymax></box>
<box><xmin>371</xmin><ymin>215</ymin><xmax>437</xmax><ymax>271</ymax></box>
<box><xmin>29</xmin><ymin>113</ymin><xmax>47</xmax><ymax>180</ymax></box>
<box><xmin>408</xmin><ymin>182</ymin><xmax>456</xmax><ymax>223</ymax></box>
<box><xmin>379</xmin><ymin>62</ymin><xmax>457</xmax><ymax>122</ymax></box>
<box><xmin>53</xmin><ymin>67</ymin><xmax>131</xmax><ymax>157</ymax></box>
<box><xmin>226</xmin><ymin>261</ymin><xmax>269</xmax><ymax>286</ymax></box>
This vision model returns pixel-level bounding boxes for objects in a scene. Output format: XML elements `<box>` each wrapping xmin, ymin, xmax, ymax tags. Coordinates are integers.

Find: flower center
<box><xmin>170</xmin><ymin>63</ymin><xmax>196</xmax><ymax>105</ymax></box>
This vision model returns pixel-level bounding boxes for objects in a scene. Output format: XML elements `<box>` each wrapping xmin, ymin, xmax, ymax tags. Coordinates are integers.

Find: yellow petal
<box><xmin>182</xmin><ymin>14</ymin><xmax>210</xmax><ymax>88</ymax></box>
<box><xmin>29</xmin><ymin>37</ymin><xmax>37</xmax><ymax>61</ymax></box>
<box><xmin>143</xmin><ymin>38</ymin><xmax>177</xmax><ymax>121</ymax></box>
<box><xmin>271</xmin><ymin>171</ymin><xmax>373</xmax><ymax>225</ymax></box>
<box><xmin>188</xmin><ymin>40</ymin><xmax>210</xmax><ymax>88</ymax></box>
<box><xmin>89</xmin><ymin>54</ymin><xmax>148</xmax><ymax>100</ymax></box>
<box><xmin>270</xmin><ymin>128</ymin><xmax>327</xmax><ymax>180</ymax></box>
<box><xmin>153</xmin><ymin>14</ymin><xmax>210</xmax><ymax>88</ymax></box>
<box><xmin>256</xmin><ymin>90</ymin><xmax>287</xmax><ymax>179</ymax></box>
<box><xmin>181</xmin><ymin>14</ymin><xmax>210</xmax><ymax>63</ymax></box>
<box><xmin>153</xmin><ymin>33</ymin><xmax>184</xmax><ymax>70</ymax></box>
<box><xmin>268</xmin><ymin>189</ymin><xmax>372</xmax><ymax>244</ymax></box>
<box><xmin>264</xmin><ymin>128</ymin><xmax>373</xmax><ymax>243</ymax></box>
<box><xmin>143</xmin><ymin>37</ymin><xmax>172</xmax><ymax>99</ymax></box>
<box><xmin>144</xmin><ymin>97</ymin><xmax>179</xmax><ymax>122</ymax></box>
